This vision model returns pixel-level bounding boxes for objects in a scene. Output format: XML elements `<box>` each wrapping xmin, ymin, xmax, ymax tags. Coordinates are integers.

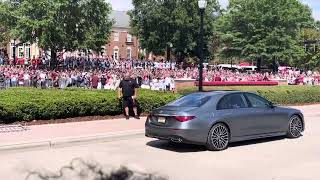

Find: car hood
<box><xmin>276</xmin><ymin>106</ymin><xmax>301</xmax><ymax>112</ymax></box>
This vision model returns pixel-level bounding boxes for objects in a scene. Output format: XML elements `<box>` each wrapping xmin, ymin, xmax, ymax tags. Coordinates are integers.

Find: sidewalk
<box><xmin>0</xmin><ymin>117</ymin><xmax>146</xmax><ymax>151</ymax></box>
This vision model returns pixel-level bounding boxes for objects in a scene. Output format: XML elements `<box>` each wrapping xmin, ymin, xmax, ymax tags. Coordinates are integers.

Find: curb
<box><xmin>0</xmin><ymin>129</ymin><xmax>145</xmax><ymax>152</ymax></box>
<box><xmin>0</xmin><ymin>141</ymin><xmax>51</xmax><ymax>152</ymax></box>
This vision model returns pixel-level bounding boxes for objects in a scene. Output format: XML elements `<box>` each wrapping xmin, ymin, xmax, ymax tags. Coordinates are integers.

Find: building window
<box><xmin>101</xmin><ymin>46</ymin><xmax>106</xmax><ymax>57</ymax></box>
<box><xmin>127</xmin><ymin>34</ymin><xmax>132</xmax><ymax>42</ymax></box>
<box><xmin>10</xmin><ymin>43</ymin><xmax>15</xmax><ymax>58</ymax></box>
<box><xmin>25</xmin><ymin>43</ymin><xmax>31</xmax><ymax>59</ymax></box>
<box><xmin>18</xmin><ymin>46</ymin><xmax>24</xmax><ymax>58</ymax></box>
<box><xmin>114</xmin><ymin>32</ymin><xmax>119</xmax><ymax>41</ymax></box>
<box><xmin>113</xmin><ymin>46</ymin><xmax>119</xmax><ymax>60</ymax></box>
<box><xmin>126</xmin><ymin>47</ymin><xmax>132</xmax><ymax>59</ymax></box>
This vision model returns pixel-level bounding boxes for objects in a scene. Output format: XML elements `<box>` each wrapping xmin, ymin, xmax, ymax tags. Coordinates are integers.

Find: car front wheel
<box><xmin>207</xmin><ymin>123</ymin><xmax>230</xmax><ymax>151</ymax></box>
<box><xmin>287</xmin><ymin>115</ymin><xmax>303</xmax><ymax>138</ymax></box>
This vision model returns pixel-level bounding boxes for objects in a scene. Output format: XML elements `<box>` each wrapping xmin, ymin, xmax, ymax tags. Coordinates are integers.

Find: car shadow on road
<box><xmin>229</xmin><ymin>136</ymin><xmax>286</xmax><ymax>148</ymax></box>
<box><xmin>146</xmin><ymin>140</ymin><xmax>207</xmax><ymax>153</ymax></box>
<box><xmin>146</xmin><ymin>136</ymin><xmax>287</xmax><ymax>153</ymax></box>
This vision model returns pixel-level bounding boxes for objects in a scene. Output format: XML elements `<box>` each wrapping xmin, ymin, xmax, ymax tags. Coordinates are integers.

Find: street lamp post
<box><xmin>13</xmin><ymin>39</ymin><xmax>16</xmax><ymax>66</ymax></box>
<box><xmin>167</xmin><ymin>42</ymin><xmax>173</xmax><ymax>63</ymax></box>
<box><xmin>198</xmin><ymin>0</ymin><xmax>207</xmax><ymax>92</ymax></box>
<box><xmin>10</xmin><ymin>0</ymin><xmax>19</xmax><ymax>66</ymax></box>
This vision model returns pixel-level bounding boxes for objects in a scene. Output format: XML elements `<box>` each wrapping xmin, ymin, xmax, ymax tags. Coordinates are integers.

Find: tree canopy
<box><xmin>0</xmin><ymin>1</ymin><xmax>14</xmax><ymax>48</ymax></box>
<box><xmin>0</xmin><ymin>0</ymin><xmax>113</xmax><ymax>67</ymax></box>
<box><xmin>215</xmin><ymin>0</ymin><xmax>314</xmax><ymax>67</ymax></box>
<box><xmin>300</xmin><ymin>28</ymin><xmax>320</xmax><ymax>70</ymax></box>
<box><xmin>129</xmin><ymin>0</ymin><xmax>220</xmax><ymax>61</ymax></box>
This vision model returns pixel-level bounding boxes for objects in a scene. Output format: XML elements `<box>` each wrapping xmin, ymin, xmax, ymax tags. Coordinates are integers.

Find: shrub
<box><xmin>0</xmin><ymin>86</ymin><xmax>319</xmax><ymax>123</ymax></box>
<box><xmin>179</xmin><ymin>86</ymin><xmax>320</xmax><ymax>105</ymax></box>
<box><xmin>0</xmin><ymin>88</ymin><xmax>180</xmax><ymax>123</ymax></box>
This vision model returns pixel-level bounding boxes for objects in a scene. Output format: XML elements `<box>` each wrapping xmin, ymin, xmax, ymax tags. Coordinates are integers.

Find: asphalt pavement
<box><xmin>0</xmin><ymin>105</ymin><xmax>319</xmax><ymax>180</ymax></box>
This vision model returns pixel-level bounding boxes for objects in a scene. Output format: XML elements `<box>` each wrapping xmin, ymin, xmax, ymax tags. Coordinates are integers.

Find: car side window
<box><xmin>245</xmin><ymin>93</ymin><xmax>270</xmax><ymax>108</ymax></box>
<box><xmin>217</xmin><ymin>94</ymin><xmax>247</xmax><ymax>110</ymax></box>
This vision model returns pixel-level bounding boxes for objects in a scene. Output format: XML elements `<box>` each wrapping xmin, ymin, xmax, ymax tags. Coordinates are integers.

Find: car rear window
<box><xmin>169</xmin><ymin>94</ymin><xmax>210</xmax><ymax>107</ymax></box>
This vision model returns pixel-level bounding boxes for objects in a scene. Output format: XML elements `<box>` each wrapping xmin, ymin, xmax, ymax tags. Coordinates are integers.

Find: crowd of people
<box><xmin>0</xmin><ymin>58</ymin><xmax>179</xmax><ymax>91</ymax></box>
<box><xmin>0</xmin><ymin>56</ymin><xmax>320</xmax><ymax>90</ymax></box>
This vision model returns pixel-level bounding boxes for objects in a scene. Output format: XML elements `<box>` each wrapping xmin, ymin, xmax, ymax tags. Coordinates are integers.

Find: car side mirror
<box><xmin>267</xmin><ymin>102</ymin><xmax>276</xmax><ymax>108</ymax></box>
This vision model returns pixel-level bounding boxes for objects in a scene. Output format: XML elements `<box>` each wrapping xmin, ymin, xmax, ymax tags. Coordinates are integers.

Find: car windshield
<box><xmin>169</xmin><ymin>94</ymin><xmax>211</xmax><ymax>107</ymax></box>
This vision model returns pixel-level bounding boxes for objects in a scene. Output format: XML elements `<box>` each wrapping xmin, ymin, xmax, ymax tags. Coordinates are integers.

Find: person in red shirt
<box><xmin>91</xmin><ymin>73</ymin><xmax>99</xmax><ymax>89</ymax></box>
<box><xmin>51</xmin><ymin>71</ymin><xmax>58</xmax><ymax>87</ymax></box>
<box><xmin>31</xmin><ymin>56</ymin><xmax>36</xmax><ymax>69</ymax></box>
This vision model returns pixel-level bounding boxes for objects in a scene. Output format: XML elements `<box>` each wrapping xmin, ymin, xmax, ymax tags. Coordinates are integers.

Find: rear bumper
<box><xmin>145</xmin><ymin>123</ymin><xmax>206</xmax><ymax>145</ymax></box>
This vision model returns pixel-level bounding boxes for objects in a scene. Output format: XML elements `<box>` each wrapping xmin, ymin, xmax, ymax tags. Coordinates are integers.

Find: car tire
<box><xmin>287</xmin><ymin>115</ymin><xmax>303</xmax><ymax>138</ymax></box>
<box><xmin>206</xmin><ymin>123</ymin><xmax>230</xmax><ymax>151</ymax></box>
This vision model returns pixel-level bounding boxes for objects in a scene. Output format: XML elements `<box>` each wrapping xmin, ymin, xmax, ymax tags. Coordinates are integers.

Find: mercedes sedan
<box><xmin>145</xmin><ymin>91</ymin><xmax>305</xmax><ymax>151</ymax></box>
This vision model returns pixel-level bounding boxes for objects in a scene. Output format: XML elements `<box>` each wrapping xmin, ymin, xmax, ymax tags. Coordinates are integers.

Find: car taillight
<box><xmin>174</xmin><ymin>116</ymin><xmax>196</xmax><ymax>122</ymax></box>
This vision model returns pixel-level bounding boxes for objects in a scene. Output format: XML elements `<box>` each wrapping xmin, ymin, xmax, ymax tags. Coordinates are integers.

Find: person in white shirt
<box><xmin>315</xmin><ymin>78</ymin><xmax>319</xmax><ymax>86</ymax></box>
<box><xmin>141</xmin><ymin>77</ymin><xmax>151</xmax><ymax>89</ymax></box>
<box><xmin>39</xmin><ymin>72</ymin><xmax>47</xmax><ymax>88</ymax></box>
<box><xmin>150</xmin><ymin>78</ymin><xmax>158</xmax><ymax>91</ymax></box>
<box><xmin>110</xmin><ymin>75</ymin><xmax>117</xmax><ymax>90</ymax></box>
<box><xmin>11</xmin><ymin>74</ymin><xmax>17</xmax><ymax>87</ymax></box>
<box><xmin>158</xmin><ymin>78</ymin><xmax>165</xmax><ymax>91</ymax></box>
<box><xmin>166</xmin><ymin>62</ymin><xmax>171</xmax><ymax>69</ymax></box>
<box><xmin>114</xmin><ymin>76</ymin><xmax>121</xmax><ymax>89</ymax></box>
<box><xmin>170</xmin><ymin>77</ymin><xmax>175</xmax><ymax>92</ymax></box>
<box><xmin>59</xmin><ymin>73</ymin><xmax>68</xmax><ymax>89</ymax></box>
<box><xmin>171</xmin><ymin>62</ymin><xmax>176</xmax><ymax>70</ymax></box>
<box><xmin>164</xmin><ymin>76</ymin><xmax>171</xmax><ymax>91</ymax></box>
<box><xmin>23</xmin><ymin>73</ymin><xmax>30</xmax><ymax>87</ymax></box>
<box><xmin>154</xmin><ymin>62</ymin><xmax>159</xmax><ymax>69</ymax></box>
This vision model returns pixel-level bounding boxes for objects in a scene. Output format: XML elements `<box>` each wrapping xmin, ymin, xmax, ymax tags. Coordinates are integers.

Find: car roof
<box><xmin>191</xmin><ymin>90</ymin><xmax>243</xmax><ymax>96</ymax></box>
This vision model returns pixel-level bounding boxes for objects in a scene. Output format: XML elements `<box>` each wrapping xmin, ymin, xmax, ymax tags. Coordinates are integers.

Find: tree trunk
<box><xmin>272</xmin><ymin>56</ymin><xmax>277</xmax><ymax>73</ymax></box>
<box><xmin>50</xmin><ymin>49</ymin><xmax>57</xmax><ymax>70</ymax></box>
<box><xmin>257</xmin><ymin>57</ymin><xmax>262</xmax><ymax>72</ymax></box>
<box><xmin>166</xmin><ymin>46</ymin><xmax>170</xmax><ymax>62</ymax></box>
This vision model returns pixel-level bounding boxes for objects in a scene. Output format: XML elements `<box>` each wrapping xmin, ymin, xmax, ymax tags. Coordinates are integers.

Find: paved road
<box><xmin>0</xmin><ymin>105</ymin><xmax>319</xmax><ymax>180</ymax></box>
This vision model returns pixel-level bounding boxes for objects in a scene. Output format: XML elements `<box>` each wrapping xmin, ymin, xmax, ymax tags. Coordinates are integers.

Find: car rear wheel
<box><xmin>207</xmin><ymin>123</ymin><xmax>230</xmax><ymax>151</ymax></box>
<box><xmin>287</xmin><ymin>115</ymin><xmax>303</xmax><ymax>138</ymax></box>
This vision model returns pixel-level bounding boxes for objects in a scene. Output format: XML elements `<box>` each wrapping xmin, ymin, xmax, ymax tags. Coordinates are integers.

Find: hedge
<box><xmin>0</xmin><ymin>88</ymin><xmax>181</xmax><ymax>123</ymax></box>
<box><xmin>0</xmin><ymin>86</ymin><xmax>320</xmax><ymax>123</ymax></box>
<box><xmin>179</xmin><ymin>86</ymin><xmax>320</xmax><ymax>105</ymax></box>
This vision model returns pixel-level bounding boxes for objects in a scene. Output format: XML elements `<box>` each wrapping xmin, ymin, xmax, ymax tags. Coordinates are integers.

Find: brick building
<box><xmin>105</xmin><ymin>11</ymin><xmax>140</xmax><ymax>60</ymax></box>
<box><xmin>6</xmin><ymin>39</ymin><xmax>40</xmax><ymax>64</ymax></box>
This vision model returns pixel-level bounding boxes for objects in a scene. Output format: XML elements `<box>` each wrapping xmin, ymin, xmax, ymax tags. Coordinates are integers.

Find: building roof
<box><xmin>110</xmin><ymin>11</ymin><xmax>130</xmax><ymax>29</ymax></box>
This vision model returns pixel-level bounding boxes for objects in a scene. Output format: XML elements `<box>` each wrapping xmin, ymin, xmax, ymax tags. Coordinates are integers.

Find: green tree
<box><xmin>215</xmin><ymin>0</ymin><xmax>314</xmax><ymax>69</ymax></box>
<box><xmin>300</xmin><ymin>28</ymin><xmax>320</xmax><ymax>70</ymax></box>
<box><xmin>0</xmin><ymin>22</ymin><xmax>10</xmax><ymax>49</ymax></box>
<box><xmin>129</xmin><ymin>0</ymin><xmax>220</xmax><ymax>62</ymax></box>
<box><xmin>0</xmin><ymin>1</ymin><xmax>15</xmax><ymax>48</ymax></box>
<box><xmin>2</xmin><ymin>0</ymin><xmax>113</xmax><ymax>68</ymax></box>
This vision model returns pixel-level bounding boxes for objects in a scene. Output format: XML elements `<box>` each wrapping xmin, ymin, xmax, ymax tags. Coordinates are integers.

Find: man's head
<box><xmin>124</xmin><ymin>73</ymin><xmax>131</xmax><ymax>80</ymax></box>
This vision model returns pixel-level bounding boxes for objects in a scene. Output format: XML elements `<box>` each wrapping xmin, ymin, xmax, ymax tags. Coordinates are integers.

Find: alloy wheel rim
<box><xmin>290</xmin><ymin>116</ymin><xmax>303</xmax><ymax>137</ymax></box>
<box><xmin>211</xmin><ymin>125</ymin><xmax>229</xmax><ymax>150</ymax></box>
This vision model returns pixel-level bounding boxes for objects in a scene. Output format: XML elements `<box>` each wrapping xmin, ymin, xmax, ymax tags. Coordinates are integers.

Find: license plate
<box><xmin>158</xmin><ymin>117</ymin><xmax>166</xmax><ymax>123</ymax></box>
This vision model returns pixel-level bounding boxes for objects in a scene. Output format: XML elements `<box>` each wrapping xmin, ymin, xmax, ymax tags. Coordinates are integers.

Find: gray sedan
<box><xmin>145</xmin><ymin>91</ymin><xmax>305</xmax><ymax>151</ymax></box>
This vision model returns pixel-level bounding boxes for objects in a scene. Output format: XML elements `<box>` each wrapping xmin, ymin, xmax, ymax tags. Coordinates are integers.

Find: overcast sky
<box><xmin>106</xmin><ymin>0</ymin><xmax>320</xmax><ymax>20</ymax></box>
